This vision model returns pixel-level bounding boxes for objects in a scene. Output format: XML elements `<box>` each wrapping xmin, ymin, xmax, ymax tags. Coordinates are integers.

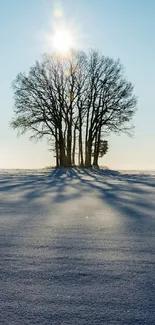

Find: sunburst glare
<box><xmin>52</xmin><ymin>28</ymin><xmax>74</xmax><ymax>52</ymax></box>
<box><xmin>42</xmin><ymin>1</ymin><xmax>83</xmax><ymax>55</ymax></box>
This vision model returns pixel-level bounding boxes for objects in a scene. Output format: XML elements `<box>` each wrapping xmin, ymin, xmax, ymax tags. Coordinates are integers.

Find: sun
<box><xmin>52</xmin><ymin>28</ymin><xmax>74</xmax><ymax>52</ymax></box>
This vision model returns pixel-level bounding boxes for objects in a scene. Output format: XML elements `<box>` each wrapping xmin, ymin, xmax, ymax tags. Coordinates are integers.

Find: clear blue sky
<box><xmin>0</xmin><ymin>0</ymin><xmax>155</xmax><ymax>169</ymax></box>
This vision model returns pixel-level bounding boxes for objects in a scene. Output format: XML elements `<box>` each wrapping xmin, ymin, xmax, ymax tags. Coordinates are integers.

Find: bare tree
<box><xmin>11</xmin><ymin>50</ymin><xmax>137</xmax><ymax>167</ymax></box>
<box><xmin>83</xmin><ymin>51</ymin><xmax>137</xmax><ymax>166</ymax></box>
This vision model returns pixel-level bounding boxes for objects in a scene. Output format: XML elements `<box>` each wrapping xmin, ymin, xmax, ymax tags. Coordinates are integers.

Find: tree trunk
<box><xmin>93</xmin><ymin>133</ymin><xmax>98</xmax><ymax>166</ymax></box>
<box><xmin>59</xmin><ymin>129</ymin><xmax>66</xmax><ymax>167</ymax></box>
<box><xmin>55</xmin><ymin>128</ymin><xmax>59</xmax><ymax>168</ymax></box>
<box><xmin>85</xmin><ymin>137</ymin><xmax>92</xmax><ymax>167</ymax></box>
<box><xmin>85</xmin><ymin>107</ymin><xmax>90</xmax><ymax>165</ymax></box>
<box><xmin>79</xmin><ymin>113</ymin><xmax>84</xmax><ymax>166</ymax></box>
<box><xmin>67</xmin><ymin>122</ymin><xmax>72</xmax><ymax>167</ymax></box>
<box><xmin>78</xmin><ymin>130</ymin><xmax>80</xmax><ymax>166</ymax></box>
<box><xmin>93</xmin><ymin>127</ymin><xmax>101</xmax><ymax>166</ymax></box>
<box><xmin>72</xmin><ymin>125</ymin><xmax>76</xmax><ymax>165</ymax></box>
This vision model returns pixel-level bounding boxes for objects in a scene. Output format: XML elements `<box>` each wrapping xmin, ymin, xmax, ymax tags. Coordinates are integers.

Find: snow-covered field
<box><xmin>0</xmin><ymin>168</ymin><xmax>155</xmax><ymax>325</ymax></box>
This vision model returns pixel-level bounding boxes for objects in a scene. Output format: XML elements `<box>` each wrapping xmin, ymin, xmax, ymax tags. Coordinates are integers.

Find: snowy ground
<box><xmin>0</xmin><ymin>168</ymin><xmax>155</xmax><ymax>325</ymax></box>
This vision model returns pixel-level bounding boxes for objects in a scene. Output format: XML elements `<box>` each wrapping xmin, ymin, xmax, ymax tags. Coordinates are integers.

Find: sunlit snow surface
<box><xmin>0</xmin><ymin>168</ymin><xmax>155</xmax><ymax>325</ymax></box>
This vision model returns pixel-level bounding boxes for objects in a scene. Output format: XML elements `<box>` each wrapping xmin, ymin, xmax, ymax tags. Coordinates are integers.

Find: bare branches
<box><xmin>11</xmin><ymin>50</ymin><xmax>137</xmax><ymax>167</ymax></box>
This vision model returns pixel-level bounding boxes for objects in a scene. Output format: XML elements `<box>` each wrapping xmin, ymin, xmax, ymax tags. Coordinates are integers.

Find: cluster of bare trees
<box><xmin>11</xmin><ymin>50</ymin><xmax>137</xmax><ymax>167</ymax></box>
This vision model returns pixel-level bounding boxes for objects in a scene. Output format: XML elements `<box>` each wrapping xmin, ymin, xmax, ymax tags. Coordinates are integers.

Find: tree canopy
<box><xmin>11</xmin><ymin>50</ymin><xmax>137</xmax><ymax>167</ymax></box>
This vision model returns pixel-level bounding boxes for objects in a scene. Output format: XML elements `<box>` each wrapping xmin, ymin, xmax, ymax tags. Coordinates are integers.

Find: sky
<box><xmin>0</xmin><ymin>0</ymin><xmax>155</xmax><ymax>170</ymax></box>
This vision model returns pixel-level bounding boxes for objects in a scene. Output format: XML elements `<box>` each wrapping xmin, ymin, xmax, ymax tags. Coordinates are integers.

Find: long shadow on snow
<box><xmin>1</xmin><ymin>168</ymin><xmax>155</xmax><ymax>325</ymax></box>
<box><xmin>72</xmin><ymin>168</ymin><xmax>155</xmax><ymax>229</ymax></box>
<box><xmin>0</xmin><ymin>167</ymin><xmax>155</xmax><ymax>233</ymax></box>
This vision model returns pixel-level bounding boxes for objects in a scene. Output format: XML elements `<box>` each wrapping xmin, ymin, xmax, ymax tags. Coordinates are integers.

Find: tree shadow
<box><xmin>0</xmin><ymin>167</ymin><xmax>155</xmax><ymax>234</ymax></box>
<box><xmin>1</xmin><ymin>168</ymin><xmax>155</xmax><ymax>324</ymax></box>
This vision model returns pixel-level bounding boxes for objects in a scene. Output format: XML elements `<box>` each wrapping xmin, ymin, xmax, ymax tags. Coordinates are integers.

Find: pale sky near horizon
<box><xmin>0</xmin><ymin>0</ymin><xmax>155</xmax><ymax>170</ymax></box>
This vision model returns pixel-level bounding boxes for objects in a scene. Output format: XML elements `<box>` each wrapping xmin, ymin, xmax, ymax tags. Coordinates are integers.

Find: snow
<box><xmin>0</xmin><ymin>168</ymin><xmax>155</xmax><ymax>324</ymax></box>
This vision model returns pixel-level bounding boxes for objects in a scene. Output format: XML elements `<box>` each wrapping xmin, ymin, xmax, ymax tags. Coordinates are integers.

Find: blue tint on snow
<box><xmin>0</xmin><ymin>168</ymin><xmax>155</xmax><ymax>324</ymax></box>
